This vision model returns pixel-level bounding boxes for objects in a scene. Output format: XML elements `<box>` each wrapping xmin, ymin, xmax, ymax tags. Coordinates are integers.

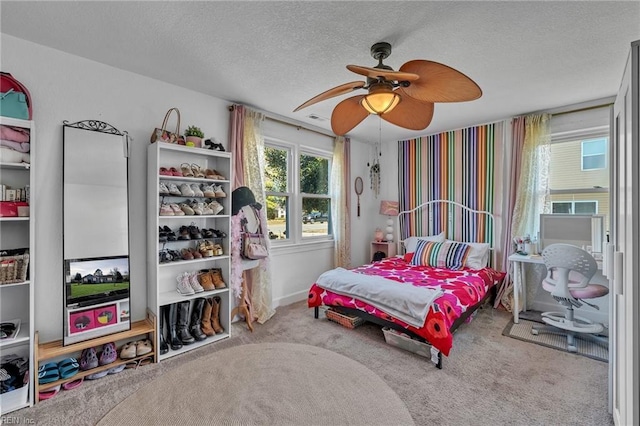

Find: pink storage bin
<box><xmin>93</xmin><ymin>305</ymin><xmax>117</xmax><ymax>327</ymax></box>
<box><xmin>69</xmin><ymin>310</ymin><xmax>96</xmax><ymax>334</ymax></box>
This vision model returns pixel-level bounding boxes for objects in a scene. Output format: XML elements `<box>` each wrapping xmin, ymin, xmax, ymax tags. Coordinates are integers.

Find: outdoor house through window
<box><xmin>264</xmin><ymin>140</ymin><xmax>333</xmax><ymax>243</ymax></box>
<box><xmin>549</xmin><ymin>124</ymin><xmax>609</xmax><ymax>231</ymax></box>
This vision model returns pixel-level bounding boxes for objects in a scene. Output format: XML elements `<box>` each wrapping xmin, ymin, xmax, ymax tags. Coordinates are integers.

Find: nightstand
<box><xmin>370</xmin><ymin>241</ymin><xmax>397</xmax><ymax>262</ymax></box>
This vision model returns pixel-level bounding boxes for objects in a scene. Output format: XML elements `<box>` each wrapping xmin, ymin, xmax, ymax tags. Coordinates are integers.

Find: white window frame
<box><xmin>264</xmin><ymin>137</ymin><xmax>334</xmax><ymax>245</ymax></box>
<box><xmin>580</xmin><ymin>138</ymin><xmax>607</xmax><ymax>171</ymax></box>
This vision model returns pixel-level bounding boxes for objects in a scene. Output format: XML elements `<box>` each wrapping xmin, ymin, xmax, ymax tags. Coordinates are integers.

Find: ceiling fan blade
<box><xmin>399</xmin><ymin>60</ymin><xmax>482</xmax><ymax>103</ymax></box>
<box><xmin>293</xmin><ymin>81</ymin><xmax>365</xmax><ymax>112</ymax></box>
<box><xmin>331</xmin><ymin>95</ymin><xmax>369</xmax><ymax>136</ymax></box>
<box><xmin>347</xmin><ymin>65</ymin><xmax>419</xmax><ymax>82</ymax></box>
<box><xmin>380</xmin><ymin>89</ymin><xmax>434</xmax><ymax>131</ymax></box>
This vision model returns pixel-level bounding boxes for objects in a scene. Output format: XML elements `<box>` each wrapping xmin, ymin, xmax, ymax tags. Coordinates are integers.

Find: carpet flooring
<box><xmin>7</xmin><ymin>301</ymin><xmax>612</xmax><ymax>425</ymax></box>
<box><xmin>502</xmin><ymin>319</ymin><xmax>609</xmax><ymax>362</ymax></box>
<box><xmin>96</xmin><ymin>342</ymin><xmax>414</xmax><ymax>425</ymax></box>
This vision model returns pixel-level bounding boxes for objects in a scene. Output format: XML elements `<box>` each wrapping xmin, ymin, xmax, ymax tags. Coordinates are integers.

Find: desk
<box><xmin>508</xmin><ymin>252</ymin><xmax>604</xmax><ymax>324</ymax></box>
<box><xmin>508</xmin><ymin>254</ymin><xmax>544</xmax><ymax>323</ymax></box>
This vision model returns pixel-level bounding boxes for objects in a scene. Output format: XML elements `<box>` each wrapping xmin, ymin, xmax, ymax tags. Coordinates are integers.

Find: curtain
<box><xmin>494</xmin><ymin>117</ymin><xmax>525</xmax><ymax>307</ymax></box>
<box><xmin>331</xmin><ymin>136</ymin><xmax>351</xmax><ymax>268</ymax></box>
<box><xmin>500</xmin><ymin>113</ymin><xmax>551</xmax><ymax>312</ymax></box>
<box><xmin>229</xmin><ymin>104</ymin><xmax>276</xmax><ymax>325</ymax></box>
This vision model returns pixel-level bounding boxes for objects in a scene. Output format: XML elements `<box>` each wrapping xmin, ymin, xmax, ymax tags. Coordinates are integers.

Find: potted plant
<box><xmin>185</xmin><ymin>125</ymin><xmax>204</xmax><ymax>148</ymax></box>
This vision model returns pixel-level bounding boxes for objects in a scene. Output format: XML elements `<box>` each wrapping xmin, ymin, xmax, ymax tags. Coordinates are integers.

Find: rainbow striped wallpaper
<box><xmin>398</xmin><ymin>124</ymin><xmax>496</xmax><ymax>245</ymax></box>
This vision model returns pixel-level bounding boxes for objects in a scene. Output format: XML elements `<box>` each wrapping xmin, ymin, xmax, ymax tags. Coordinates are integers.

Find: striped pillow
<box><xmin>410</xmin><ymin>240</ymin><xmax>471</xmax><ymax>270</ymax></box>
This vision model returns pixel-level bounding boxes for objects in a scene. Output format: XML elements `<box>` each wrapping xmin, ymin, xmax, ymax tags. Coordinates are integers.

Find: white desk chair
<box><xmin>531</xmin><ymin>243</ymin><xmax>609</xmax><ymax>352</ymax></box>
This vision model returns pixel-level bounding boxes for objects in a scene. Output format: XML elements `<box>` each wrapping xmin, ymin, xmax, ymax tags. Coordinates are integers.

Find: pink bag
<box><xmin>243</xmin><ymin>233</ymin><xmax>268</xmax><ymax>260</ymax></box>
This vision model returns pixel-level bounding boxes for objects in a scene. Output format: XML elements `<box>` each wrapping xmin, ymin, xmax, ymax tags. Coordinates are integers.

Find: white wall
<box><xmin>2</xmin><ymin>34</ymin><xmax>374</xmax><ymax>342</ymax></box>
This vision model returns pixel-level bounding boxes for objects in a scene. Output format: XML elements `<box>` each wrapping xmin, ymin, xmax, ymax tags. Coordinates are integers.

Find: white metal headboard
<box><xmin>396</xmin><ymin>199</ymin><xmax>496</xmax><ymax>266</ymax></box>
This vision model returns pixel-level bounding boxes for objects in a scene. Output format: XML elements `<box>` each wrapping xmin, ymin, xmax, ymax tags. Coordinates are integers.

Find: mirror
<box><xmin>62</xmin><ymin>120</ymin><xmax>131</xmax><ymax>345</ymax></box>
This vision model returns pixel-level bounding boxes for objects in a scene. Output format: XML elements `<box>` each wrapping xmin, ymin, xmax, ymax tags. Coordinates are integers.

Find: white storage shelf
<box><xmin>0</xmin><ymin>117</ymin><xmax>35</xmax><ymax>414</ymax></box>
<box><xmin>147</xmin><ymin>142</ymin><xmax>232</xmax><ymax>361</ymax></box>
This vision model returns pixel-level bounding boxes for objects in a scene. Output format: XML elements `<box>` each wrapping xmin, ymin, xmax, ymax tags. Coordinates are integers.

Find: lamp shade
<box><xmin>379</xmin><ymin>200</ymin><xmax>399</xmax><ymax>216</ymax></box>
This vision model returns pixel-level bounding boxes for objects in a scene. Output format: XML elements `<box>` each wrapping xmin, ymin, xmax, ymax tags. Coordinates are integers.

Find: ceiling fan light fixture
<box><xmin>361</xmin><ymin>86</ymin><xmax>400</xmax><ymax>115</ymax></box>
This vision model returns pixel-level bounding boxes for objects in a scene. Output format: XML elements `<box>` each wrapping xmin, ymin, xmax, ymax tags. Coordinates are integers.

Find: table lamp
<box><xmin>379</xmin><ymin>200</ymin><xmax>399</xmax><ymax>242</ymax></box>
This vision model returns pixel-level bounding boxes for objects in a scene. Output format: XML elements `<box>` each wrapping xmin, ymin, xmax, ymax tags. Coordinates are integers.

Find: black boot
<box><xmin>189</xmin><ymin>298</ymin><xmax>207</xmax><ymax>341</ymax></box>
<box><xmin>159</xmin><ymin>305</ymin><xmax>169</xmax><ymax>355</ymax></box>
<box><xmin>177</xmin><ymin>301</ymin><xmax>195</xmax><ymax>345</ymax></box>
<box><xmin>168</xmin><ymin>303</ymin><xmax>183</xmax><ymax>350</ymax></box>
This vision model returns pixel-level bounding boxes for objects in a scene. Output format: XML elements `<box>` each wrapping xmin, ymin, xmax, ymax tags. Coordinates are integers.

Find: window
<box><xmin>264</xmin><ymin>140</ymin><xmax>332</xmax><ymax>243</ymax></box>
<box><xmin>581</xmin><ymin>138</ymin><xmax>607</xmax><ymax>170</ymax></box>
<box><xmin>549</xmin><ymin>127</ymin><xmax>609</xmax><ymax>230</ymax></box>
<box><xmin>551</xmin><ymin>200</ymin><xmax>597</xmax><ymax>214</ymax></box>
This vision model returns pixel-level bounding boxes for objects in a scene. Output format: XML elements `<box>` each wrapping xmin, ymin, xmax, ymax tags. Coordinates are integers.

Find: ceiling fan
<box><xmin>294</xmin><ymin>42</ymin><xmax>482</xmax><ymax>136</ymax></box>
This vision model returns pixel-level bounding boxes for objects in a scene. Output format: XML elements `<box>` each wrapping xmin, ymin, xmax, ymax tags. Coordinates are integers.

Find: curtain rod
<box><xmin>550</xmin><ymin>102</ymin><xmax>613</xmax><ymax>117</ymax></box>
<box><xmin>228</xmin><ymin>105</ymin><xmax>335</xmax><ymax>139</ymax></box>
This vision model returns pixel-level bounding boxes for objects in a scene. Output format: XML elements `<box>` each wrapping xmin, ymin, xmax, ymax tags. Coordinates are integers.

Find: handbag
<box><xmin>150</xmin><ymin>108</ymin><xmax>185</xmax><ymax>145</ymax></box>
<box><xmin>241</xmin><ymin>206</ymin><xmax>268</xmax><ymax>260</ymax></box>
<box><xmin>243</xmin><ymin>233</ymin><xmax>269</xmax><ymax>260</ymax></box>
<box><xmin>0</xmin><ymin>73</ymin><xmax>32</xmax><ymax>120</ymax></box>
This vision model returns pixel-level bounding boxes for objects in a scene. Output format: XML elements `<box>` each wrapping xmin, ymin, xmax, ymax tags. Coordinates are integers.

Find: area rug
<box><xmin>502</xmin><ymin>319</ymin><xmax>608</xmax><ymax>362</ymax></box>
<box><xmin>96</xmin><ymin>342</ymin><xmax>414</xmax><ymax>426</ymax></box>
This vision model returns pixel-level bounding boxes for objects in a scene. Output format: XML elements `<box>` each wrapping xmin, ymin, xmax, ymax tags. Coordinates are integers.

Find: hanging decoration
<box><xmin>367</xmin><ymin>140</ymin><xmax>381</xmax><ymax>197</ymax></box>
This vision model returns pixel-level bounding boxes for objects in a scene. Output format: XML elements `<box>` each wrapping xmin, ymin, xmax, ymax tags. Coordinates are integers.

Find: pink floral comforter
<box><xmin>308</xmin><ymin>256</ymin><xmax>505</xmax><ymax>356</ymax></box>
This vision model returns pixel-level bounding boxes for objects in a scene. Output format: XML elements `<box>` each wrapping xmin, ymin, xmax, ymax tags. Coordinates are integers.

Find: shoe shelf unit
<box><xmin>34</xmin><ymin>310</ymin><xmax>156</xmax><ymax>403</ymax></box>
<box><xmin>0</xmin><ymin>117</ymin><xmax>35</xmax><ymax>415</ymax></box>
<box><xmin>147</xmin><ymin>143</ymin><xmax>232</xmax><ymax>361</ymax></box>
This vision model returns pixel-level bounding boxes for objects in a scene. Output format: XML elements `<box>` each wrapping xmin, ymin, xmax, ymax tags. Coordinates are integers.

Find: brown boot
<box><xmin>210</xmin><ymin>268</ymin><xmax>226</xmax><ymax>289</ymax></box>
<box><xmin>210</xmin><ymin>296</ymin><xmax>224</xmax><ymax>334</ymax></box>
<box><xmin>198</xmin><ymin>270</ymin><xmax>215</xmax><ymax>291</ymax></box>
<box><xmin>200</xmin><ymin>298</ymin><xmax>215</xmax><ymax>336</ymax></box>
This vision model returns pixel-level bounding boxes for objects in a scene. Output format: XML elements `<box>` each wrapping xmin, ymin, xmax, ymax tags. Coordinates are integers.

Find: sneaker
<box><xmin>180</xmin><ymin>203</ymin><xmax>195</xmax><ymax>215</ymax></box>
<box><xmin>201</xmin><ymin>183</ymin><xmax>216</xmax><ymax>198</ymax></box>
<box><xmin>213</xmin><ymin>185</ymin><xmax>226</xmax><ymax>198</ymax></box>
<box><xmin>179</xmin><ymin>183</ymin><xmax>195</xmax><ymax>197</ymax></box>
<box><xmin>188</xmin><ymin>272</ymin><xmax>204</xmax><ymax>293</ymax></box>
<box><xmin>159</xmin><ymin>203</ymin><xmax>174</xmax><ymax>216</ymax></box>
<box><xmin>190</xmin><ymin>184</ymin><xmax>204</xmax><ymax>197</ymax></box>
<box><xmin>159</xmin><ymin>182</ymin><xmax>170</xmax><ymax>195</ymax></box>
<box><xmin>167</xmin><ymin>183</ymin><xmax>182</xmax><ymax>196</ymax></box>
<box><xmin>176</xmin><ymin>272</ymin><xmax>195</xmax><ymax>295</ymax></box>
<box><xmin>190</xmin><ymin>201</ymin><xmax>204</xmax><ymax>215</ymax></box>
<box><xmin>170</xmin><ymin>203</ymin><xmax>185</xmax><ymax>215</ymax></box>
<box><xmin>209</xmin><ymin>200</ymin><xmax>224</xmax><ymax>215</ymax></box>
<box><xmin>200</xmin><ymin>202</ymin><xmax>214</xmax><ymax>215</ymax></box>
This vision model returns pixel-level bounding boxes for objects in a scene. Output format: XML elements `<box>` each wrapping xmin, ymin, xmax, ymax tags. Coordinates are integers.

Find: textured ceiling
<box><xmin>1</xmin><ymin>1</ymin><xmax>639</xmax><ymax>142</ymax></box>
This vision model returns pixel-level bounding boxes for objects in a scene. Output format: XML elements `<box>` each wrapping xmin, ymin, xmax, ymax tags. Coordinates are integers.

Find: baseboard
<box><xmin>273</xmin><ymin>290</ymin><xmax>308</xmax><ymax>308</ymax></box>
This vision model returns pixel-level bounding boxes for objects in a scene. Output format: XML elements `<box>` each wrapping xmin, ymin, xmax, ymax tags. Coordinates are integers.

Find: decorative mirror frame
<box><xmin>62</xmin><ymin>120</ymin><xmax>132</xmax><ymax>345</ymax></box>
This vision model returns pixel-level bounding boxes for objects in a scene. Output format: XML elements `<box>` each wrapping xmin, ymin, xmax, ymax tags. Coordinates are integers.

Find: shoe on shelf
<box><xmin>180</xmin><ymin>203</ymin><xmax>195</xmax><ymax>215</ymax></box>
<box><xmin>159</xmin><ymin>203</ymin><xmax>174</xmax><ymax>216</ymax></box>
<box><xmin>180</xmin><ymin>163</ymin><xmax>194</xmax><ymax>177</ymax></box>
<box><xmin>179</xmin><ymin>183</ymin><xmax>195</xmax><ymax>197</ymax></box>
<box><xmin>201</xmin><ymin>183</ymin><xmax>216</xmax><ymax>198</ymax></box>
<box><xmin>211</xmin><ymin>169</ymin><xmax>226</xmax><ymax>180</ymax></box>
<box><xmin>120</xmin><ymin>341</ymin><xmax>137</xmax><ymax>359</ymax></box>
<box><xmin>211</xmin><ymin>268</ymin><xmax>226</xmax><ymax>289</ymax></box>
<box><xmin>80</xmin><ymin>347</ymin><xmax>99</xmax><ymax>371</ymax></box>
<box><xmin>159</xmin><ymin>167</ymin><xmax>172</xmax><ymax>176</ymax></box>
<box><xmin>200</xmin><ymin>202</ymin><xmax>214</xmax><ymax>215</ymax></box>
<box><xmin>159</xmin><ymin>182</ymin><xmax>170</xmax><ymax>195</ymax></box>
<box><xmin>213</xmin><ymin>185</ymin><xmax>226</xmax><ymax>198</ymax></box>
<box><xmin>178</xmin><ymin>226</ymin><xmax>191</xmax><ymax>240</ymax></box>
<box><xmin>176</xmin><ymin>272</ymin><xmax>196</xmax><ymax>295</ymax></box>
<box><xmin>189</xmin><ymin>225</ymin><xmax>202</xmax><ymax>239</ymax></box>
<box><xmin>169</xmin><ymin>167</ymin><xmax>182</xmax><ymax>176</ymax></box>
<box><xmin>212</xmin><ymin>229</ymin><xmax>227</xmax><ymax>238</ymax></box>
<box><xmin>181</xmin><ymin>248</ymin><xmax>194</xmax><ymax>260</ymax></box>
<box><xmin>170</xmin><ymin>203</ymin><xmax>185</xmax><ymax>215</ymax></box>
<box><xmin>190</xmin><ymin>183</ymin><xmax>204</xmax><ymax>197</ymax></box>
<box><xmin>209</xmin><ymin>200</ymin><xmax>224</xmax><ymax>215</ymax></box>
<box><xmin>199</xmin><ymin>241</ymin><xmax>214</xmax><ymax>257</ymax></box>
<box><xmin>202</xmin><ymin>228</ymin><xmax>214</xmax><ymax>239</ymax></box>
<box><xmin>190</xmin><ymin>163</ymin><xmax>205</xmax><ymax>178</ymax></box>
<box><xmin>163</xmin><ymin>225</ymin><xmax>177</xmax><ymax>241</ymax></box>
<box><xmin>212</xmin><ymin>244</ymin><xmax>223</xmax><ymax>256</ymax></box>
<box><xmin>188</xmin><ymin>271</ymin><xmax>205</xmax><ymax>293</ymax></box>
<box><xmin>135</xmin><ymin>339</ymin><xmax>153</xmax><ymax>356</ymax></box>
<box><xmin>198</xmin><ymin>270</ymin><xmax>216</xmax><ymax>291</ymax></box>
<box><xmin>189</xmin><ymin>248</ymin><xmax>203</xmax><ymax>259</ymax></box>
<box><xmin>99</xmin><ymin>343</ymin><xmax>118</xmax><ymax>366</ymax></box>
<box><xmin>159</xmin><ymin>226</ymin><xmax>168</xmax><ymax>242</ymax></box>
<box><xmin>165</xmin><ymin>182</ymin><xmax>181</xmax><ymax>196</ymax></box>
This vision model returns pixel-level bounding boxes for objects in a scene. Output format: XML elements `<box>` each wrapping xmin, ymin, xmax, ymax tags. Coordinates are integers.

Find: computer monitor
<box><xmin>539</xmin><ymin>214</ymin><xmax>605</xmax><ymax>253</ymax></box>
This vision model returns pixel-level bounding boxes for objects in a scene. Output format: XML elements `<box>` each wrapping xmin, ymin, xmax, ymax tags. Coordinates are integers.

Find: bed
<box><xmin>308</xmin><ymin>200</ymin><xmax>505</xmax><ymax>368</ymax></box>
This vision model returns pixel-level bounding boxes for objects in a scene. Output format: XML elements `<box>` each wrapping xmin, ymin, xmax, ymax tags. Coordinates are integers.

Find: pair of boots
<box><xmin>201</xmin><ymin>296</ymin><xmax>224</xmax><ymax>336</ymax></box>
<box><xmin>198</xmin><ymin>268</ymin><xmax>226</xmax><ymax>291</ymax></box>
<box><xmin>159</xmin><ymin>299</ymin><xmax>215</xmax><ymax>353</ymax></box>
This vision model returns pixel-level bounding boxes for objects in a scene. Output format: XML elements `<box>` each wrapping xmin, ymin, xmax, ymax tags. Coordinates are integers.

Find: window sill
<box><xmin>269</xmin><ymin>239</ymin><xmax>334</xmax><ymax>256</ymax></box>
